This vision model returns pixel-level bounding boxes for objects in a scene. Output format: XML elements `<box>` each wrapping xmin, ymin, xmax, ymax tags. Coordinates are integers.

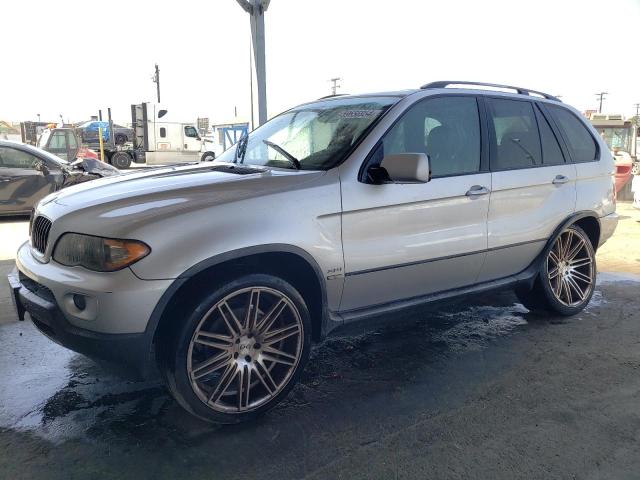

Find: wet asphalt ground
<box><xmin>1</xmin><ymin>204</ymin><xmax>640</xmax><ymax>480</ymax></box>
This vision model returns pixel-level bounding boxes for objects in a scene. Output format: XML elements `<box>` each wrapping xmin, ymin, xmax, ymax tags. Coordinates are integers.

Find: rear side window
<box><xmin>488</xmin><ymin>98</ymin><xmax>541</xmax><ymax>170</ymax></box>
<box><xmin>535</xmin><ymin>106</ymin><xmax>565</xmax><ymax>165</ymax></box>
<box><xmin>547</xmin><ymin>105</ymin><xmax>597</xmax><ymax>162</ymax></box>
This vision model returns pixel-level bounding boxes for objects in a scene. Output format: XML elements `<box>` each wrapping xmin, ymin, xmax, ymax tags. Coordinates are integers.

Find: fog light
<box><xmin>73</xmin><ymin>294</ymin><xmax>86</xmax><ymax>311</ymax></box>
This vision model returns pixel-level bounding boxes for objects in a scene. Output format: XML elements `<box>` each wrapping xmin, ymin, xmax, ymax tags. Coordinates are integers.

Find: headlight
<box><xmin>53</xmin><ymin>233</ymin><xmax>150</xmax><ymax>272</ymax></box>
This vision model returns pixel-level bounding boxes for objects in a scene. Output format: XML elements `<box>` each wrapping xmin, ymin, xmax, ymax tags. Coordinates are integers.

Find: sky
<box><xmin>1</xmin><ymin>0</ymin><xmax>639</xmax><ymax>126</ymax></box>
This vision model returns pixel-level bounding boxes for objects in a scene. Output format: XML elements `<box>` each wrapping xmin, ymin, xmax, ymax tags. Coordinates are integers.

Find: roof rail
<box><xmin>420</xmin><ymin>81</ymin><xmax>561</xmax><ymax>102</ymax></box>
<box><xmin>318</xmin><ymin>93</ymin><xmax>348</xmax><ymax>100</ymax></box>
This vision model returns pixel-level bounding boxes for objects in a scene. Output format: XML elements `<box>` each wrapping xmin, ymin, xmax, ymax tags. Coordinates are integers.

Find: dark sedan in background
<box><xmin>0</xmin><ymin>141</ymin><xmax>119</xmax><ymax>216</ymax></box>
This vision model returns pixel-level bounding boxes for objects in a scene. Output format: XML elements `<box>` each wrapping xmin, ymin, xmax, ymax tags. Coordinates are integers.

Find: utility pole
<box><xmin>37</xmin><ymin>114</ymin><xmax>40</xmax><ymax>122</ymax></box>
<box><xmin>595</xmin><ymin>92</ymin><xmax>608</xmax><ymax>113</ymax></box>
<box><xmin>237</xmin><ymin>0</ymin><xmax>270</xmax><ymax>126</ymax></box>
<box><xmin>633</xmin><ymin>103</ymin><xmax>640</xmax><ymax>125</ymax></box>
<box><xmin>329</xmin><ymin>77</ymin><xmax>342</xmax><ymax>96</ymax></box>
<box><xmin>152</xmin><ymin>64</ymin><xmax>161</xmax><ymax>103</ymax></box>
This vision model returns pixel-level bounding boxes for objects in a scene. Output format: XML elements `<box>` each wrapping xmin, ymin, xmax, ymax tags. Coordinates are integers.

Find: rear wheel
<box><xmin>516</xmin><ymin>225</ymin><xmax>595</xmax><ymax>315</ymax></box>
<box><xmin>110</xmin><ymin>151</ymin><xmax>131</xmax><ymax>169</ymax></box>
<box><xmin>161</xmin><ymin>274</ymin><xmax>311</xmax><ymax>424</ymax></box>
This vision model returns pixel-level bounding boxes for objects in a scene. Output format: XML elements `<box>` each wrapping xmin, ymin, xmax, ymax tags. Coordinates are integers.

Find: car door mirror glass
<box><xmin>378</xmin><ymin>153</ymin><xmax>430</xmax><ymax>184</ymax></box>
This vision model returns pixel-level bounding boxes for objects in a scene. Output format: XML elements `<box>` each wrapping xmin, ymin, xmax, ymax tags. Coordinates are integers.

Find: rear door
<box><xmin>477</xmin><ymin>97</ymin><xmax>577</xmax><ymax>282</ymax></box>
<box><xmin>543</xmin><ymin>104</ymin><xmax>610</xmax><ymax>219</ymax></box>
<box><xmin>340</xmin><ymin>95</ymin><xmax>491</xmax><ymax>311</ymax></box>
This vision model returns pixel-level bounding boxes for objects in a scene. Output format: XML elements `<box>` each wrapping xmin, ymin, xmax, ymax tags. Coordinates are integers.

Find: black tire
<box><xmin>516</xmin><ymin>224</ymin><xmax>596</xmax><ymax>316</ymax></box>
<box><xmin>110</xmin><ymin>151</ymin><xmax>131</xmax><ymax>169</ymax></box>
<box><xmin>115</xmin><ymin>133</ymin><xmax>127</xmax><ymax>145</ymax></box>
<box><xmin>201</xmin><ymin>151</ymin><xmax>216</xmax><ymax>162</ymax></box>
<box><xmin>160</xmin><ymin>273</ymin><xmax>311</xmax><ymax>424</ymax></box>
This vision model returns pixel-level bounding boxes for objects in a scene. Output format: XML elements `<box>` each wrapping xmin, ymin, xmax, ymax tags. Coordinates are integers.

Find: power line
<box><xmin>152</xmin><ymin>64</ymin><xmax>161</xmax><ymax>103</ymax></box>
<box><xmin>595</xmin><ymin>91</ymin><xmax>608</xmax><ymax>113</ymax></box>
<box><xmin>329</xmin><ymin>77</ymin><xmax>342</xmax><ymax>96</ymax></box>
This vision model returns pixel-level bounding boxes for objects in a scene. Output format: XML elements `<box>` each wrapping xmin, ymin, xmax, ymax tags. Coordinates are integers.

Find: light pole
<box><xmin>237</xmin><ymin>0</ymin><xmax>270</xmax><ymax>126</ymax></box>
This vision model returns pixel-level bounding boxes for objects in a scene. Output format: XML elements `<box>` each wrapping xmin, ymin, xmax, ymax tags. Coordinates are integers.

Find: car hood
<box><xmin>40</xmin><ymin>162</ymin><xmax>325</xmax><ymax>219</ymax></box>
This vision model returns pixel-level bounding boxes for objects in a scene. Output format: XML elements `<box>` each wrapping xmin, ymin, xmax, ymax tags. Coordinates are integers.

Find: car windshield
<box><xmin>216</xmin><ymin>96</ymin><xmax>398</xmax><ymax>170</ymax></box>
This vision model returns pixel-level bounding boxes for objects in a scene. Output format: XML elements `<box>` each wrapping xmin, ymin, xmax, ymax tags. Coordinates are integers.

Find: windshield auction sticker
<box><xmin>339</xmin><ymin>110</ymin><xmax>381</xmax><ymax>119</ymax></box>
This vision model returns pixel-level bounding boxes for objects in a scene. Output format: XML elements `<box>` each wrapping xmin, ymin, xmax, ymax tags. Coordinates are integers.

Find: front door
<box><xmin>339</xmin><ymin>95</ymin><xmax>491</xmax><ymax>312</ymax></box>
<box><xmin>45</xmin><ymin>129</ymin><xmax>77</xmax><ymax>161</ymax></box>
<box><xmin>0</xmin><ymin>146</ymin><xmax>53</xmax><ymax>214</ymax></box>
<box><xmin>183</xmin><ymin>125</ymin><xmax>202</xmax><ymax>153</ymax></box>
<box><xmin>477</xmin><ymin>97</ymin><xmax>577</xmax><ymax>282</ymax></box>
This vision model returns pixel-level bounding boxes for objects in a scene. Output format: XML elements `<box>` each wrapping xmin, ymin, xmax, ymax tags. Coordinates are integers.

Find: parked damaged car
<box><xmin>0</xmin><ymin>140</ymin><xmax>119</xmax><ymax>216</ymax></box>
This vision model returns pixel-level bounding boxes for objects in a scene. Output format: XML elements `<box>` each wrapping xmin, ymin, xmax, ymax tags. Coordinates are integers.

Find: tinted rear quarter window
<box><xmin>488</xmin><ymin>98</ymin><xmax>542</xmax><ymax>170</ymax></box>
<box><xmin>547</xmin><ymin>105</ymin><xmax>597</xmax><ymax>162</ymax></box>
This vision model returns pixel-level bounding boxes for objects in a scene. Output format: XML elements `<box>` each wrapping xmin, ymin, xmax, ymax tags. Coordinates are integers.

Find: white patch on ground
<box><xmin>597</xmin><ymin>272</ymin><xmax>640</xmax><ymax>284</ymax></box>
<box><xmin>586</xmin><ymin>290</ymin><xmax>606</xmax><ymax>309</ymax></box>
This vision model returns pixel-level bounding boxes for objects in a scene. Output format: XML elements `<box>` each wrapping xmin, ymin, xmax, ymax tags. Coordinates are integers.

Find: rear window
<box><xmin>547</xmin><ymin>105</ymin><xmax>597</xmax><ymax>162</ymax></box>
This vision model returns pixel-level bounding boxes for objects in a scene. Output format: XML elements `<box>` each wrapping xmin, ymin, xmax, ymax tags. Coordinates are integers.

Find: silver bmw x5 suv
<box><xmin>10</xmin><ymin>81</ymin><xmax>618</xmax><ymax>423</ymax></box>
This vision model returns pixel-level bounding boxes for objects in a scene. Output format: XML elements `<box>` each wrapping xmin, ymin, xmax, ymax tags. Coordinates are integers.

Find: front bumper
<box><xmin>10</xmin><ymin>242</ymin><xmax>174</xmax><ymax>377</ymax></box>
<box><xmin>9</xmin><ymin>267</ymin><xmax>152</xmax><ymax>377</ymax></box>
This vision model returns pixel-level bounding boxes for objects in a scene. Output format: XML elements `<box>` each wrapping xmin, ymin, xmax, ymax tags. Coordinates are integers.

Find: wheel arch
<box><xmin>148</xmin><ymin>244</ymin><xmax>329</xmax><ymax>354</ymax></box>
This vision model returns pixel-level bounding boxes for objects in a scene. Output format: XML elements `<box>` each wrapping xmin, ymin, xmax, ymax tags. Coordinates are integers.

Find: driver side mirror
<box><xmin>34</xmin><ymin>160</ymin><xmax>50</xmax><ymax>175</ymax></box>
<box><xmin>368</xmin><ymin>153</ymin><xmax>430</xmax><ymax>184</ymax></box>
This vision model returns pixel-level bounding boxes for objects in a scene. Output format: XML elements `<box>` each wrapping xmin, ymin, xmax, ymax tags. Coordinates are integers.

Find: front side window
<box><xmin>489</xmin><ymin>98</ymin><xmax>542</xmax><ymax>170</ymax></box>
<box><xmin>377</xmin><ymin>96</ymin><xmax>481</xmax><ymax>177</ymax></box>
<box><xmin>217</xmin><ymin>96</ymin><xmax>398</xmax><ymax>170</ymax></box>
<box><xmin>184</xmin><ymin>126</ymin><xmax>199</xmax><ymax>138</ymax></box>
<box><xmin>0</xmin><ymin>147</ymin><xmax>39</xmax><ymax>169</ymax></box>
<box><xmin>49</xmin><ymin>131</ymin><xmax>67</xmax><ymax>149</ymax></box>
<box><xmin>547</xmin><ymin>105</ymin><xmax>597</xmax><ymax>162</ymax></box>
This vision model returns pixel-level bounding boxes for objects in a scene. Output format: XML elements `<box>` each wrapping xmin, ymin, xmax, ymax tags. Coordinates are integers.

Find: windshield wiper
<box><xmin>235</xmin><ymin>133</ymin><xmax>249</xmax><ymax>164</ymax></box>
<box><xmin>263</xmin><ymin>140</ymin><xmax>301</xmax><ymax>170</ymax></box>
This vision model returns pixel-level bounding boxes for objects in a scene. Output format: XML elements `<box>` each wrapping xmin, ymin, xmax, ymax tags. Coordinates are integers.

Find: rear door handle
<box><xmin>466</xmin><ymin>185</ymin><xmax>490</xmax><ymax>197</ymax></box>
<box><xmin>552</xmin><ymin>174</ymin><xmax>569</xmax><ymax>185</ymax></box>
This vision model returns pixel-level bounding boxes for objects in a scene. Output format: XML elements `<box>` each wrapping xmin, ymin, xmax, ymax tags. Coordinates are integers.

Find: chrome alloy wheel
<box><xmin>547</xmin><ymin>229</ymin><xmax>595</xmax><ymax>307</ymax></box>
<box><xmin>187</xmin><ymin>287</ymin><xmax>304</xmax><ymax>413</ymax></box>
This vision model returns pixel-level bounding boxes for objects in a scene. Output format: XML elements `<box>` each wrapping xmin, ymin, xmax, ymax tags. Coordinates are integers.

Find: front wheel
<box><xmin>201</xmin><ymin>151</ymin><xmax>216</xmax><ymax>162</ymax></box>
<box><xmin>516</xmin><ymin>224</ymin><xmax>596</xmax><ymax>316</ymax></box>
<box><xmin>161</xmin><ymin>274</ymin><xmax>311</xmax><ymax>424</ymax></box>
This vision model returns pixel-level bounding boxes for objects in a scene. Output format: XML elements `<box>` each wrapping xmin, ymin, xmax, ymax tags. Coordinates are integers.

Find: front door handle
<box><xmin>466</xmin><ymin>185</ymin><xmax>490</xmax><ymax>197</ymax></box>
<box><xmin>552</xmin><ymin>174</ymin><xmax>569</xmax><ymax>185</ymax></box>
